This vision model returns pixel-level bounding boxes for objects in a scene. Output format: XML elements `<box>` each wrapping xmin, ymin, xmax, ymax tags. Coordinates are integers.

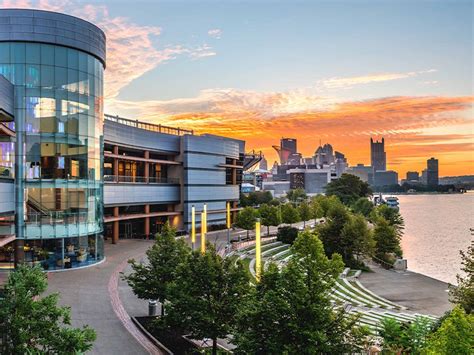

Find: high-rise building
<box><xmin>426</xmin><ymin>157</ymin><xmax>439</xmax><ymax>186</ymax></box>
<box><xmin>370</xmin><ymin>138</ymin><xmax>386</xmax><ymax>172</ymax></box>
<box><xmin>273</xmin><ymin>137</ymin><xmax>297</xmax><ymax>165</ymax></box>
<box><xmin>314</xmin><ymin>143</ymin><xmax>335</xmax><ymax>166</ymax></box>
<box><xmin>406</xmin><ymin>171</ymin><xmax>419</xmax><ymax>181</ymax></box>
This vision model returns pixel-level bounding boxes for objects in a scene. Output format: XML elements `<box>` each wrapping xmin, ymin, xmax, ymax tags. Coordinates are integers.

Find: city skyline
<box><xmin>1</xmin><ymin>0</ymin><xmax>472</xmax><ymax>177</ymax></box>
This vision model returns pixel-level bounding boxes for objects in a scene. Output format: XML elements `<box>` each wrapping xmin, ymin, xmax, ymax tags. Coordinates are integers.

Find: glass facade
<box><xmin>0</xmin><ymin>42</ymin><xmax>104</xmax><ymax>269</ymax></box>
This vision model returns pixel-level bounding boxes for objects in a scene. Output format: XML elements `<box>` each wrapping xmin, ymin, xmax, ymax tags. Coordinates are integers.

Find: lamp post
<box><xmin>226</xmin><ymin>202</ymin><xmax>231</xmax><ymax>246</ymax></box>
<box><xmin>191</xmin><ymin>205</ymin><xmax>196</xmax><ymax>251</ymax></box>
<box><xmin>255</xmin><ymin>218</ymin><xmax>261</xmax><ymax>282</ymax></box>
<box><xmin>201</xmin><ymin>203</ymin><xmax>207</xmax><ymax>254</ymax></box>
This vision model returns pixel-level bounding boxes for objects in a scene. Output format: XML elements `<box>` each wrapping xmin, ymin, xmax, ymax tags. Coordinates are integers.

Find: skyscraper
<box><xmin>370</xmin><ymin>138</ymin><xmax>386</xmax><ymax>172</ymax></box>
<box><xmin>272</xmin><ymin>137</ymin><xmax>297</xmax><ymax>164</ymax></box>
<box><xmin>427</xmin><ymin>157</ymin><xmax>439</xmax><ymax>186</ymax></box>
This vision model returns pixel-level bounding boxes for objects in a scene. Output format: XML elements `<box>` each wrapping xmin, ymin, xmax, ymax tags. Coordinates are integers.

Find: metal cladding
<box><xmin>0</xmin><ymin>9</ymin><xmax>106</xmax><ymax>67</ymax></box>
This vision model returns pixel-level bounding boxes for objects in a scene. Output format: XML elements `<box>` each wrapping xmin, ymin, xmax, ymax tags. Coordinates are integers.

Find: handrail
<box><xmin>103</xmin><ymin>175</ymin><xmax>179</xmax><ymax>184</ymax></box>
<box><xmin>105</xmin><ymin>114</ymin><xmax>193</xmax><ymax>136</ymax></box>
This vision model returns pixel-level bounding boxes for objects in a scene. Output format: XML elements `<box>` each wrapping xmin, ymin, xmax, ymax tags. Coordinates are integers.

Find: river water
<box><xmin>397</xmin><ymin>192</ymin><xmax>474</xmax><ymax>284</ymax></box>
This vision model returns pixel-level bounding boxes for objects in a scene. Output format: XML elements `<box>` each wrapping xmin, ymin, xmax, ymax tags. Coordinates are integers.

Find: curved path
<box><xmin>47</xmin><ymin>240</ymin><xmax>162</xmax><ymax>355</ymax></box>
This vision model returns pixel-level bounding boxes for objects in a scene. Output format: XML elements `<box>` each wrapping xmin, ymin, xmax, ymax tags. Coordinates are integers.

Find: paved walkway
<box><xmin>47</xmin><ymin>240</ymin><xmax>161</xmax><ymax>355</ymax></box>
<box><xmin>359</xmin><ymin>261</ymin><xmax>452</xmax><ymax>316</ymax></box>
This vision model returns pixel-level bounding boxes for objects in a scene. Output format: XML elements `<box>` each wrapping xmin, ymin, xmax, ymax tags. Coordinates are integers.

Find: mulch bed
<box><xmin>135</xmin><ymin>316</ymin><xmax>201</xmax><ymax>354</ymax></box>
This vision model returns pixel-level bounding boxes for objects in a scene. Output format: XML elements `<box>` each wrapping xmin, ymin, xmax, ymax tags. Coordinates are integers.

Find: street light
<box><xmin>255</xmin><ymin>218</ymin><xmax>261</xmax><ymax>282</ymax></box>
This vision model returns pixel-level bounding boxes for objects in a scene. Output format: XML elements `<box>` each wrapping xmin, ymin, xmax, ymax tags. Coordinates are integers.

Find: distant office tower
<box><xmin>314</xmin><ymin>143</ymin><xmax>335</xmax><ymax>166</ymax></box>
<box><xmin>334</xmin><ymin>151</ymin><xmax>348</xmax><ymax>177</ymax></box>
<box><xmin>346</xmin><ymin>164</ymin><xmax>374</xmax><ymax>184</ymax></box>
<box><xmin>427</xmin><ymin>157</ymin><xmax>439</xmax><ymax>186</ymax></box>
<box><xmin>421</xmin><ymin>169</ymin><xmax>428</xmax><ymax>185</ymax></box>
<box><xmin>374</xmin><ymin>170</ymin><xmax>398</xmax><ymax>187</ymax></box>
<box><xmin>370</xmin><ymin>138</ymin><xmax>386</xmax><ymax>172</ymax></box>
<box><xmin>273</xmin><ymin>137</ymin><xmax>297</xmax><ymax>165</ymax></box>
<box><xmin>259</xmin><ymin>156</ymin><xmax>268</xmax><ymax>170</ymax></box>
<box><xmin>406</xmin><ymin>171</ymin><xmax>419</xmax><ymax>181</ymax></box>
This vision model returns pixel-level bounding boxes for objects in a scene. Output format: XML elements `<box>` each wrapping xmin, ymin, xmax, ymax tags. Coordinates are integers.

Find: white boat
<box><xmin>385</xmin><ymin>196</ymin><xmax>400</xmax><ymax>210</ymax></box>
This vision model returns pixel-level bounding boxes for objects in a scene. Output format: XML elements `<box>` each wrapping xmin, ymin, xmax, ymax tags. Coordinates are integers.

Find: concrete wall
<box><xmin>104</xmin><ymin>183</ymin><xmax>180</xmax><ymax>206</ymax></box>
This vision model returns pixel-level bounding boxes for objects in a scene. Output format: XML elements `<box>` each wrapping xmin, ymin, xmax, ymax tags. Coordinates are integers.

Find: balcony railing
<box><xmin>105</xmin><ymin>114</ymin><xmax>193</xmax><ymax>136</ymax></box>
<box><xmin>26</xmin><ymin>211</ymin><xmax>92</xmax><ymax>225</ymax></box>
<box><xmin>103</xmin><ymin>175</ymin><xmax>180</xmax><ymax>184</ymax></box>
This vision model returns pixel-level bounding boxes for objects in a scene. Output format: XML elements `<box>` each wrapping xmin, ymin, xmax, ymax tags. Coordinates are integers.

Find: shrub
<box><xmin>277</xmin><ymin>226</ymin><xmax>298</xmax><ymax>245</ymax></box>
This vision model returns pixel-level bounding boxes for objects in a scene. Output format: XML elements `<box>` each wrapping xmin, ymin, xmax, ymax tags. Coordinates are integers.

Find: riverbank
<box><xmin>359</xmin><ymin>261</ymin><xmax>451</xmax><ymax>317</ymax></box>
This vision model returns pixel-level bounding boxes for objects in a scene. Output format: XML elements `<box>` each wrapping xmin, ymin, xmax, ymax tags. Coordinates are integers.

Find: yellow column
<box><xmin>226</xmin><ymin>202</ymin><xmax>231</xmax><ymax>229</ymax></box>
<box><xmin>255</xmin><ymin>218</ymin><xmax>262</xmax><ymax>282</ymax></box>
<box><xmin>191</xmin><ymin>205</ymin><xmax>196</xmax><ymax>250</ymax></box>
<box><xmin>200</xmin><ymin>210</ymin><xmax>206</xmax><ymax>254</ymax></box>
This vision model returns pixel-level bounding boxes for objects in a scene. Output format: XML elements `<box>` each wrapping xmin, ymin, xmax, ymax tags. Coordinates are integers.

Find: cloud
<box><xmin>208</xmin><ymin>28</ymin><xmax>222</xmax><ymax>39</ymax></box>
<box><xmin>318</xmin><ymin>69</ymin><xmax>437</xmax><ymax>89</ymax></box>
<box><xmin>0</xmin><ymin>0</ymin><xmax>215</xmax><ymax>100</ymax></box>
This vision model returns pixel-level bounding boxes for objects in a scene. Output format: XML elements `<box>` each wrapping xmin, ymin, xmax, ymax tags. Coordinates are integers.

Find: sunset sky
<box><xmin>2</xmin><ymin>0</ymin><xmax>473</xmax><ymax>177</ymax></box>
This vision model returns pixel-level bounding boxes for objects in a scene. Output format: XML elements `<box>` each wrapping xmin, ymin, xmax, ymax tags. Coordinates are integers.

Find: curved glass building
<box><xmin>0</xmin><ymin>9</ymin><xmax>106</xmax><ymax>269</ymax></box>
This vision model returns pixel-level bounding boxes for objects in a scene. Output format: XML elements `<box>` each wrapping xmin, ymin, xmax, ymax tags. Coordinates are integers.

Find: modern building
<box><xmin>0</xmin><ymin>9</ymin><xmax>106</xmax><ymax>269</ymax></box>
<box><xmin>314</xmin><ymin>143</ymin><xmax>335</xmax><ymax>166</ymax></box>
<box><xmin>346</xmin><ymin>164</ymin><xmax>374</xmax><ymax>184</ymax></box>
<box><xmin>374</xmin><ymin>170</ymin><xmax>398</xmax><ymax>187</ymax></box>
<box><xmin>272</xmin><ymin>137</ymin><xmax>297</xmax><ymax>165</ymax></box>
<box><xmin>426</xmin><ymin>157</ymin><xmax>439</xmax><ymax>186</ymax></box>
<box><xmin>406</xmin><ymin>171</ymin><xmax>420</xmax><ymax>181</ymax></box>
<box><xmin>0</xmin><ymin>9</ymin><xmax>244</xmax><ymax>270</ymax></box>
<box><xmin>370</xmin><ymin>138</ymin><xmax>386</xmax><ymax>172</ymax></box>
<box><xmin>288</xmin><ymin>168</ymin><xmax>333</xmax><ymax>194</ymax></box>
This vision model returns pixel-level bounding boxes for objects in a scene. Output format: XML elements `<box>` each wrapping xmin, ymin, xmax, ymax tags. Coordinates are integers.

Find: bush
<box><xmin>277</xmin><ymin>226</ymin><xmax>298</xmax><ymax>245</ymax></box>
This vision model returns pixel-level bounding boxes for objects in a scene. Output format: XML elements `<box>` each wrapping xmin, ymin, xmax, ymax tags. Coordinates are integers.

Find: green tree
<box><xmin>286</xmin><ymin>188</ymin><xmax>307</xmax><ymax>204</ymax></box>
<box><xmin>352</xmin><ymin>197</ymin><xmax>374</xmax><ymax>217</ymax></box>
<box><xmin>379</xmin><ymin>316</ymin><xmax>433</xmax><ymax>354</ymax></box>
<box><xmin>311</xmin><ymin>194</ymin><xmax>343</xmax><ymax>217</ymax></box>
<box><xmin>234</xmin><ymin>264</ymin><xmax>290</xmax><ymax>354</ymax></box>
<box><xmin>325</xmin><ymin>173</ymin><xmax>372</xmax><ymax>205</ymax></box>
<box><xmin>371</xmin><ymin>204</ymin><xmax>405</xmax><ymax>237</ymax></box>
<box><xmin>235</xmin><ymin>206</ymin><xmax>259</xmax><ymax>239</ymax></box>
<box><xmin>0</xmin><ymin>265</ymin><xmax>96</xmax><ymax>354</ymax></box>
<box><xmin>240</xmin><ymin>191</ymin><xmax>273</xmax><ymax>207</ymax></box>
<box><xmin>316</xmin><ymin>202</ymin><xmax>351</xmax><ymax>259</ymax></box>
<box><xmin>425</xmin><ymin>306</ymin><xmax>473</xmax><ymax>354</ymax></box>
<box><xmin>450</xmin><ymin>242</ymin><xmax>474</xmax><ymax>314</ymax></box>
<box><xmin>309</xmin><ymin>196</ymin><xmax>324</xmax><ymax>223</ymax></box>
<box><xmin>165</xmin><ymin>245</ymin><xmax>251</xmax><ymax>355</ymax></box>
<box><xmin>373</xmin><ymin>217</ymin><xmax>402</xmax><ymax>263</ymax></box>
<box><xmin>281</xmin><ymin>203</ymin><xmax>300</xmax><ymax>226</ymax></box>
<box><xmin>298</xmin><ymin>201</ymin><xmax>312</xmax><ymax>227</ymax></box>
<box><xmin>234</xmin><ymin>231</ymin><xmax>369</xmax><ymax>354</ymax></box>
<box><xmin>340</xmin><ymin>213</ymin><xmax>374</xmax><ymax>267</ymax></box>
<box><xmin>124</xmin><ymin>222</ymin><xmax>190</xmax><ymax>316</ymax></box>
<box><xmin>259</xmin><ymin>203</ymin><xmax>281</xmax><ymax>236</ymax></box>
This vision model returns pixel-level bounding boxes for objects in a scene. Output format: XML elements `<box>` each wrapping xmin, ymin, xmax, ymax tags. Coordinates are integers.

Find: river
<box><xmin>397</xmin><ymin>192</ymin><xmax>474</xmax><ymax>284</ymax></box>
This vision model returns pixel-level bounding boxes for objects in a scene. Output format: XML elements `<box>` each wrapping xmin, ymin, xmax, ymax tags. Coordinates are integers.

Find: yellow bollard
<box><xmin>191</xmin><ymin>205</ymin><xmax>196</xmax><ymax>250</ymax></box>
<box><xmin>255</xmin><ymin>218</ymin><xmax>261</xmax><ymax>282</ymax></box>
<box><xmin>201</xmin><ymin>210</ymin><xmax>206</xmax><ymax>254</ymax></box>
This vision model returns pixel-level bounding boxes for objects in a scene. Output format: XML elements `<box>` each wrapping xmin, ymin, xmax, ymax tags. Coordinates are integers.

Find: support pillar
<box><xmin>113</xmin><ymin>145</ymin><xmax>119</xmax><ymax>182</ymax></box>
<box><xmin>14</xmin><ymin>239</ymin><xmax>25</xmax><ymax>267</ymax></box>
<box><xmin>144</xmin><ymin>204</ymin><xmax>150</xmax><ymax>238</ymax></box>
<box><xmin>144</xmin><ymin>151</ymin><xmax>150</xmax><ymax>183</ymax></box>
<box><xmin>113</xmin><ymin>206</ymin><xmax>119</xmax><ymax>244</ymax></box>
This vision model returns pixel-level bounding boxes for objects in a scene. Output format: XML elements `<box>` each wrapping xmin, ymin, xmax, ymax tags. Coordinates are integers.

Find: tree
<box><xmin>281</xmin><ymin>203</ymin><xmax>300</xmax><ymax>226</ymax></box>
<box><xmin>309</xmin><ymin>196</ymin><xmax>324</xmax><ymax>223</ymax></box>
<box><xmin>258</xmin><ymin>203</ymin><xmax>281</xmax><ymax>236</ymax></box>
<box><xmin>234</xmin><ymin>264</ymin><xmax>291</xmax><ymax>354</ymax></box>
<box><xmin>316</xmin><ymin>202</ymin><xmax>351</xmax><ymax>259</ymax></box>
<box><xmin>340</xmin><ymin>213</ymin><xmax>374</xmax><ymax>267</ymax></box>
<box><xmin>373</xmin><ymin>217</ymin><xmax>402</xmax><ymax>263</ymax></box>
<box><xmin>371</xmin><ymin>204</ymin><xmax>404</xmax><ymax>237</ymax></box>
<box><xmin>164</xmin><ymin>245</ymin><xmax>251</xmax><ymax>355</ymax></box>
<box><xmin>298</xmin><ymin>201</ymin><xmax>312</xmax><ymax>227</ymax></box>
<box><xmin>240</xmin><ymin>191</ymin><xmax>273</xmax><ymax>207</ymax></box>
<box><xmin>235</xmin><ymin>206</ymin><xmax>259</xmax><ymax>239</ymax></box>
<box><xmin>351</xmin><ymin>197</ymin><xmax>374</xmax><ymax>217</ymax></box>
<box><xmin>286</xmin><ymin>188</ymin><xmax>307</xmax><ymax>204</ymax></box>
<box><xmin>311</xmin><ymin>194</ymin><xmax>343</xmax><ymax>217</ymax></box>
<box><xmin>325</xmin><ymin>173</ymin><xmax>372</xmax><ymax>206</ymax></box>
<box><xmin>234</xmin><ymin>231</ymin><xmax>369</xmax><ymax>354</ymax></box>
<box><xmin>124</xmin><ymin>222</ymin><xmax>190</xmax><ymax>316</ymax></box>
<box><xmin>450</xmin><ymin>242</ymin><xmax>474</xmax><ymax>314</ymax></box>
<box><xmin>425</xmin><ymin>306</ymin><xmax>473</xmax><ymax>354</ymax></box>
<box><xmin>276</xmin><ymin>226</ymin><xmax>299</xmax><ymax>244</ymax></box>
<box><xmin>379</xmin><ymin>316</ymin><xmax>433</xmax><ymax>354</ymax></box>
<box><xmin>0</xmin><ymin>265</ymin><xmax>96</xmax><ymax>354</ymax></box>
